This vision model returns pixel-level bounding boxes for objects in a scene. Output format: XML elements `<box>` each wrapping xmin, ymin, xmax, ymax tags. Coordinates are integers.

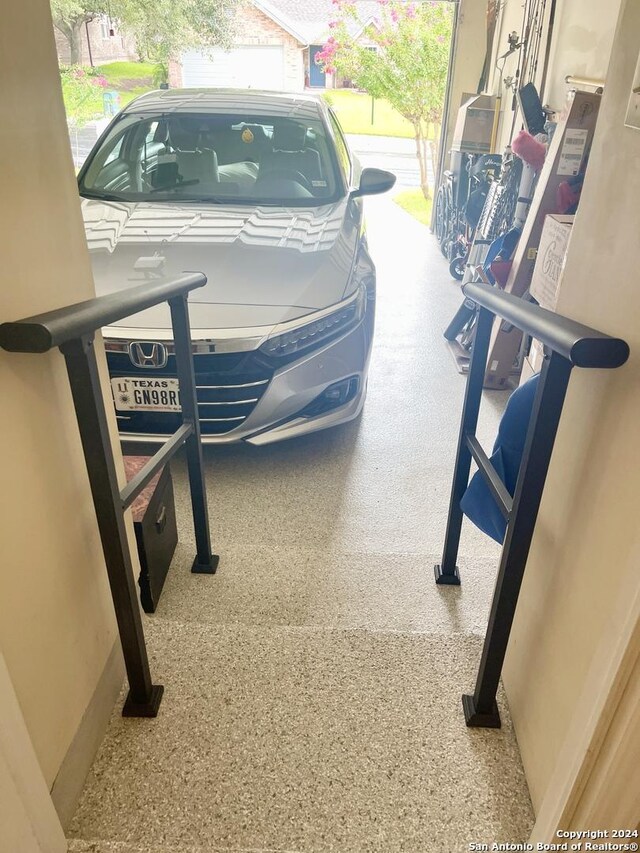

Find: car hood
<box><xmin>81</xmin><ymin>198</ymin><xmax>360</xmax><ymax>333</ymax></box>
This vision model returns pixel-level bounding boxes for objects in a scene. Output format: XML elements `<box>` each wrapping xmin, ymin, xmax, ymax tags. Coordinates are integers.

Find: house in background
<box><xmin>169</xmin><ymin>0</ymin><xmax>381</xmax><ymax>92</ymax></box>
<box><xmin>53</xmin><ymin>15</ymin><xmax>136</xmax><ymax>66</ymax></box>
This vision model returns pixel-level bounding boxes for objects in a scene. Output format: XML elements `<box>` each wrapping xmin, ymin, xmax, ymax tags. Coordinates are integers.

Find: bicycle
<box><xmin>434</xmin><ymin>153</ymin><xmax>502</xmax><ymax>280</ymax></box>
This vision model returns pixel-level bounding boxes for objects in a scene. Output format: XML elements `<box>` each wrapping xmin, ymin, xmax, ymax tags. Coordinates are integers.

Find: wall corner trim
<box><xmin>50</xmin><ymin>640</ymin><xmax>125</xmax><ymax>829</ymax></box>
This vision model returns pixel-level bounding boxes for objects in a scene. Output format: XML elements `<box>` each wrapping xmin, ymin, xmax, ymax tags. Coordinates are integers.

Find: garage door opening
<box><xmin>181</xmin><ymin>46</ymin><xmax>285</xmax><ymax>91</ymax></box>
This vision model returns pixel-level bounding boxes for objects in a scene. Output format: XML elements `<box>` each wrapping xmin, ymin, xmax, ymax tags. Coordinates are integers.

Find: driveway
<box><xmin>69</xmin><ymin>196</ymin><xmax>529</xmax><ymax>852</ymax></box>
<box><xmin>347</xmin><ymin>133</ymin><xmax>430</xmax><ymax>190</ymax></box>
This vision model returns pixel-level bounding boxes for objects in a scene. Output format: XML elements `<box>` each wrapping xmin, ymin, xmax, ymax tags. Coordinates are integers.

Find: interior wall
<box><xmin>568</xmin><ymin>645</ymin><xmax>640</xmax><ymax>828</ymax></box>
<box><xmin>503</xmin><ymin>0</ymin><xmax>640</xmax><ymax>813</ymax></box>
<box><xmin>441</xmin><ymin>0</ymin><xmax>488</xmax><ymax>162</ymax></box>
<box><xmin>487</xmin><ymin>0</ymin><xmax>621</xmax><ymax>152</ymax></box>
<box><xmin>0</xmin><ymin>654</ymin><xmax>67</xmax><ymax>852</ymax></box>
<box><xmin>542</xmin><ymin>0</ymin><xmax>621</xmax><ymax>108</ymax></box>
<box><xmin>0</xmin><ymin>0</ymin><xmax>120</xmax><ymax>788</ymax></box>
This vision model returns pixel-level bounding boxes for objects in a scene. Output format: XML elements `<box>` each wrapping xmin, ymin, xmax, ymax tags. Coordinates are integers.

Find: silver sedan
<box><xmin>78</xmin><ymin>89</ymin><xmax>395</xmax><ymax>444</ymax></box>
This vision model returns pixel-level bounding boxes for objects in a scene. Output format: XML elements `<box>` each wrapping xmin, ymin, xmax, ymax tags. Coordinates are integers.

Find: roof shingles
<box><xmin>255</xmin><ymin>0</ymin><xmax>382</xmax><ymax>44</ymax></box>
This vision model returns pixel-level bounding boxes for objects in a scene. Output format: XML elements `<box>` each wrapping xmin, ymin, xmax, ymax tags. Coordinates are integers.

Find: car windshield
<box><xmin>79</xmin><ymin>111</ymin><xmax>342</xmax><ymax>206</ymax></box>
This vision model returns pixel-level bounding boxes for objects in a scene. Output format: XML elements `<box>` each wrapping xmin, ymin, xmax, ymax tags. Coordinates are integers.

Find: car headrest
<box><xmin>153</xmin><ymin>120</ymin><xmax>169</xmax><ymax>144</ymax></box>
<box><xmin>169</xmin><ymin>117</ymin><xmax>211</xmax><ymax>152</ymax></box>
<box><xmin>239</xmin><ymin>123</ymin><xmax>269</xmax><ymax>144</ymax></box>
<box><xmin>272</xmin><ymin>122</ymin><xmax>307</xmax><ymax>152</ymax></box>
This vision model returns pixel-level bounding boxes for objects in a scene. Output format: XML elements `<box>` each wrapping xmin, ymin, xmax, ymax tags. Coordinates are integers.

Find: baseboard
<box><xmin>50</xmin><ymin>639</ymin><xmax>124</xmax><ymax>829</ymax></box>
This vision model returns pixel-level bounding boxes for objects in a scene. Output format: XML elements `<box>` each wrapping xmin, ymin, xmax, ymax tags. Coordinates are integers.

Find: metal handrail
<box><xmin>463</xmin><ymin>282</ymin><xmax>629</xmax><ymax>368</ymax></box>
<box><xmin>0</xmin><ymin>272</ymin><xmax>217</xmax><ymax>719</ymax></box>
<box><xmin>436</xmin><ymin>286</ymin><xmax>629</xmax><ymax>729</ymax></box>
<box><xmin>0</xmin><ymin>273</ymin><xmax>206</xmax><ymax>353</ymax></box>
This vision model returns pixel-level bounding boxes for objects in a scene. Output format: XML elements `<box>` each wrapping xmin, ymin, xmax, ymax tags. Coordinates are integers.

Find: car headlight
<box><xmin>259</xmin><ymin>285</ymin><xmax>366</xmax><ymax>358</ymax></box>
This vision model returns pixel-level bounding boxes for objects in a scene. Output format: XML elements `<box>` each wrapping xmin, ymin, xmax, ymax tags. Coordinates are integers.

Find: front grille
<box><xmin>107</xmin><ymin>350</ymin><xmax>272</xmax><ymax>436</ymax></box>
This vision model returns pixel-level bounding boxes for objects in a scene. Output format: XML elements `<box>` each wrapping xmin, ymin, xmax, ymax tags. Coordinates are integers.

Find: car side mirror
<box><xmin>351</xmin><ymin>167</ymin><xmax>396</xmax><ymax>198</ymax></box>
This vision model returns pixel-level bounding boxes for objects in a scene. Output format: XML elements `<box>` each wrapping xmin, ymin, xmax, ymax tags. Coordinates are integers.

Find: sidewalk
<box><xmin>346</xmin><ymin>132</ymin><xmax>417</xmax><ymax>156</ymax></box>
<box><xmin>347</xmin><ymin>133</ymin><xmax>431</xmax><ymax>189</ymax></box>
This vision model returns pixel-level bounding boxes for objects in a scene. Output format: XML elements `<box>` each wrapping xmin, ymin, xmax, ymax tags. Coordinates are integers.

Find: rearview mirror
<box><xmin>351</xmin><ymin>167</ymin><xmax>396</xmax><ymax>198</ymax></box>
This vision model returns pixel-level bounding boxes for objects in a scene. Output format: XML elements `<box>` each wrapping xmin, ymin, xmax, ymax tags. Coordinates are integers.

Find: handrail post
<box><xmin>169</xmin><ymin>295</ymin><xmax>219</xmax><ymax>574</ymax></box>
<box><xmin>436</xmin><ymin>281</ymin><xmax>628</xmax><ymax>728</ymax></box>
<box><xmin>463</xmin><ymin>350</ymin><xmax>573</xmax><ymax>727</ymax></box>
<box><xmin>0</xmin><ymin>273</ymin><xmax>220</xmax><ymax>719</ymax></box>
<box><xmin>435</xmin><ymin>306</ymin><xmax>494</xmax><ymax>585</ymax></box>
<box><xmin>60</xmin><ymin>334</ymin><xmax>163</xmax><ymax>717</ymax></box>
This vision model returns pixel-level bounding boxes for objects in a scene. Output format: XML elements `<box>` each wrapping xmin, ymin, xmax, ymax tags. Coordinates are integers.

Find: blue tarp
<box><xmin>460</xmin><ymin>373</ymin><xmax>540</xmax><ymax>543</ymax></box>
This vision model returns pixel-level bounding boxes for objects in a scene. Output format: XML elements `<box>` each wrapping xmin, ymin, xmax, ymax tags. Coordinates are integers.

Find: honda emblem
<box><xmin>128</xmin><ymin>341</ymin><xmax>168</xmax><ymax>369</ymax></box>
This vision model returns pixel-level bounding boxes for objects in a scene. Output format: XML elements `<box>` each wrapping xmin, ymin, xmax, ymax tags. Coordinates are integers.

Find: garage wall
<box><xmin>0</xmin><ymin>0</ymin><xmax>120</xmax><ymax>793</ymax></box>
<box><xmin>440</xmin><ymin>0</ymin><xmax>488</xmax><ymax>163</ymax></box>
<box><xmin>487</xmin><ymin>0</ymin><xmax>621</xmax><ymax>152</ymax></box>
<box><xmin>170</xmin><ymin>3</ymin><xmax>304</xmax><ymax>91</ymax></box>
<box><xmin>541</xmin><ymin>0</ymin><xmax>621</xmax><ymax>108</ymax></box>
<box><xmin>502</xmin><ymin>0</ymin><xmax>640</xmax><ymax>814</ymax></box>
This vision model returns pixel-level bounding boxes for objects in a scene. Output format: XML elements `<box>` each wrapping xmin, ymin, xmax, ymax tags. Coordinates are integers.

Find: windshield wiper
<box><xmin>183</xmin><ymin>196</ymin><xmax>229</xmax><ymax>204</ymax></box>
<box><xmin>79</xmin><ymin>189</ymin><xmax>130</xmax><ymax>202</ymax></box>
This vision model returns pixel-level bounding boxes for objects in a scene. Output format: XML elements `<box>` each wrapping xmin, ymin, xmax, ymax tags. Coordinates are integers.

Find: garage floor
<box><xmin>67</xmin><ymin>197</ymin><xmax>534</xmax><ymax>852</ymax></box>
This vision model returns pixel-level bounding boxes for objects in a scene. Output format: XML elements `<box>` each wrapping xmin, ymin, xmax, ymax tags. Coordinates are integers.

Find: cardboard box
<box><xmin>520</xmin><ymin>354</ymin><xmax>537</xmax><ymax>385</ymax></box>
<box><xmin>519</xmin><ymin>340</ymin><xmax>544</xmax><ymax>387</ymax></box>
<box><xmin>505</xmin><ymin>91</ymin><xmax>601</xmax><ymax>299</ymax></box>
<box><xmin>520</xmin><ymin>340</ymin><xmax>544</xmax><ymax>385</ymax></box>
<box><xmin>530</xmin><ymin>214</ymin><xmax>574</xmax><ymax>310</ymax></box>
<box><xmin>483</xmin><ymin>323</ymin><xmax>524</xmax><ymax>389</ymax></box>
<box><xmin>452</xmin><ymin>94</ymin><xmax>499</xmax><ymax>154</ymax></box>
<box><xmin>483</xmin><ymin>91</ymin><xmax>601</xmax><ymax>389</ymax></box>
<box><xmin>518</xmin><ymin>215</ymin><xmax>572</xmax><ymax>388</ymax></box>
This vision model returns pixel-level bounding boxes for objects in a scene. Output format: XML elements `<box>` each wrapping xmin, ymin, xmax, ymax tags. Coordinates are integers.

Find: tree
<box><xmin>317</xmin><ymin>0</ymin><xmax>453</xmax><ymax>200</ymax></box>
<box><xmin>50</xmin><ymin>0</ymin><xmax>102</xmax><ymax>65</ymax></box>
<box><xmin>50</xmin><ymin>0</ymin><xmax>239</xmax><ymax>67</ymax></box>
<box><xmin>115</xmin><ymin>0</ymin><xmax>238</xmax><ymax>66</ymax></box>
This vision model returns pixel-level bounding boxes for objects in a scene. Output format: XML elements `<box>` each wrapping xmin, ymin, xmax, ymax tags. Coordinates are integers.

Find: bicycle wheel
<box><xmin>492</xmin><ymin>157</ymin><xmax>523</xmax><ymax>236</ymax></box>
<box><xmin>449</xmin><ymin>254</ymin><xmax>466</xmax><ymax>281</ymax></box>
<box><xmin>434</xmin><ymin>185</ymin><xmax>447</xmax><ymax>245</ymax></box>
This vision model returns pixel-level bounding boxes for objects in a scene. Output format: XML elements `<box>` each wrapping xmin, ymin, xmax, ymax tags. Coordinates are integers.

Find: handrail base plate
<box><xmin>462</xmin><ymin>693</ymin><xmax>501</xmax><ymax>728</ymax></box>
<box><xmin>434</xmin><ymin>564</ymin><xmax>461</xmax><ymax>585</ymax></box>
<box><xmin>192</xmin><ymin>554</ymin><xmax>220</xmax><ymax>575</ymax></box>
<box><xmin>122</xmin><ymin>684</ymin><xmax>164</xmax><ymax>718</ymax></box>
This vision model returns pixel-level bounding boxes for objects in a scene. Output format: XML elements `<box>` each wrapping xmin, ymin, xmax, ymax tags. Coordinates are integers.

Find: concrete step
<box><xmin>67</xmin><ymin>619</ymin><xmax>533</xmax><ymax>853</ymax></box>
<box><xmin>68</xmin><ymin>840</ymin><xmax>273</xmax><ymax>853</ymax></box>
<box><xmin>148</xmin><ymin>543</ymin><xmax>500</xmax><ymax>636</ymax></box>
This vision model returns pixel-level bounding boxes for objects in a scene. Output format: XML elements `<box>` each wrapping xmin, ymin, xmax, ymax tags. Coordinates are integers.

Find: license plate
<box><xmin>111</xmin><ymin>377</ymin><xmax>181</xmax><ymax>412</ymax></box>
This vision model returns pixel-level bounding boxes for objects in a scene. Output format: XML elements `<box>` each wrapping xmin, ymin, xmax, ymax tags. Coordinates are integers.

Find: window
<box><xmin>103</xmin><ymin>136</ymin><xmax>123</xmax><ymax>166</ymax></box>
<box><xmin>79</xmin><ymin>112</ymin><xmax>342</xmax><ymax>207</ymax></box>
<box><xmin>328</xmin><ymin>112</ymin><xmax>351</xmax><ymax>183</ymax></box>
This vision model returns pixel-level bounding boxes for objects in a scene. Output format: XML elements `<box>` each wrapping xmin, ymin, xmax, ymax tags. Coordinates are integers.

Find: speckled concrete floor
<box><xmin>67</xmin><ymin>198</ymin><xmax>533</xmax><ymax>852</ymax></box>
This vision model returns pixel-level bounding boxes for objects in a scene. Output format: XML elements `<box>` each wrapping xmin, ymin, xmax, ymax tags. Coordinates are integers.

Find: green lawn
<box><xmin>65</xmin><ymin>67</ymin><xmax>425</xmax><ymax>140</ymax></box>
<box><xmin>393</xmin><ymin>188</ymin><xmax>433</xmax><ymax>226</ymax></box>
<box><xmin>96</xmin><ymin>60</ymin><xmax>157</xmax><ymax>85</ymax></box>
<box><xmin>63</xmin><ymin>61</ymin><xmax>156</xmax><ymax>124</ymax></box>
<box><xmin>96</xmin><ymin>60</ymin><xmax>157</xmax><ymax>107</ymax></box>
<box><xmin>322</xmin><ymin>90</ymin><xmax>414</xmax><ymax>138</ymax></box>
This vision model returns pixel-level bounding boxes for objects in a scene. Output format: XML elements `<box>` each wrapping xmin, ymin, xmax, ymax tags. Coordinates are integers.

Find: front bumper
<box><xmin>111</xmin><ymin>308</ymin><xmax>373</xmax><ymax>447</ymax></box>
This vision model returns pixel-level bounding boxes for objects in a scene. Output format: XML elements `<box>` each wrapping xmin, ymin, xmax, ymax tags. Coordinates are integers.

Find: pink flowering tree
<box><xmin>317</xmin><ymin>0</ymin><xmax>453</xmax><ymax>200</ymax></box>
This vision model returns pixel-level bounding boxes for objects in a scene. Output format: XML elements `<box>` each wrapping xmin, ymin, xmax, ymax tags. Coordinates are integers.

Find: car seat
<box><xmin>260</xmin><ymin>121</ymin><xmax>322</xmax><ymax>184</ymax></box>
<box><xmin>168</xmin><ymin>117</ymin><xmax>220</xmax><ymax>185</ymax></box>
